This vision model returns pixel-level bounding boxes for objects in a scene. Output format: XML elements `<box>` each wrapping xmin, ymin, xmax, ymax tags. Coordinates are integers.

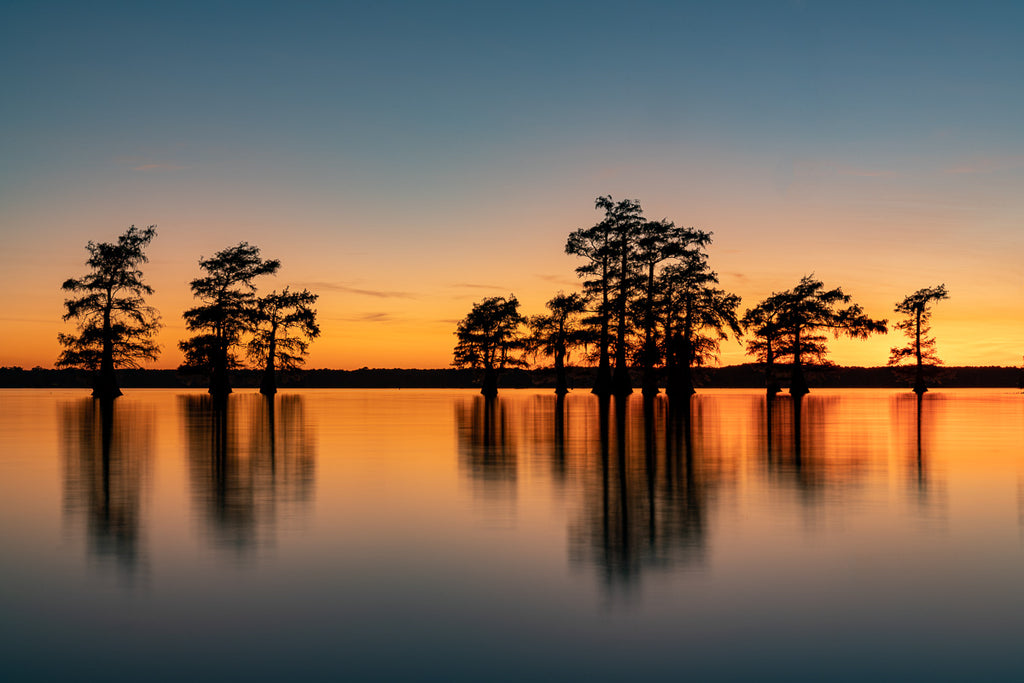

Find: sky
<box><xmin>2</xmin><ymin>0</ymin><xmax>1023</xmax><ymax>370</ymax></box>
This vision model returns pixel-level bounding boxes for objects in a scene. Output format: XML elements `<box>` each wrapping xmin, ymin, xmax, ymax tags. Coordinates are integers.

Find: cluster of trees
<box><xmin>453</xmin><ymin>196</ymin><xmax>949</xmax><ymax>397</ymax></box>
<box><xmin>56</xmin><ymin>214</ymin><xmax>951</xmax><ymax>401</ymax></box>
<box><xmin>58</xmin><ymin>228</ymin><xmax>319</xmax><ymax>399</ymax></box>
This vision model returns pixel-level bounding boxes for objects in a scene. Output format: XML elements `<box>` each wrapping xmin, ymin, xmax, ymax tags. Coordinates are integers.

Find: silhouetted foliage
<box><xmin>742</xmin><ymin>291</ymin><xmax>791</xmax><ymax>394</ymax></box>
<box><xmin>566</xmin><ymin>206</ymin><xmax>617</xmax><ymax>395</ymax></box>
<box><xmin>248</xmin><ymin>287</ymin><xmax>320</xmax><ymax>396</ymax></box>
<box><xmin>634</xmin><ymin>219</ymin><xmax>710</xmax><ymax>395</ymax></box>
<box><xmin>776</xmin><ymin>275</ymin><xmax>887</xmax><ymax>395</ymax></box>
<box><xmin>597</xmin><ymin>195</ymin><xmax>645</xmax><ymax>396</ymax></box>
<box><xmin>526</xmin><ymin>292</ymin><xmax>589</xmax><ymax>395</ymax></box>
<box><xmin>659</xmin><ymin>248</ymin><xmax>741</xmax><ymax>396</ymax></box>
<box><xmin>453</xmin><ymin>295</ymin><xmax>526</xmax><ymax>396</ymax></box>
<box><xmin>180</xmin><ymin>242</ymin><xmax>280</xmax><ymax>398</ymax></box>
<box><xmin>57</xmin><ymin>225</ymin><xmax>161</xmax><ymax>398</ymax></box>
<box><xmin>888</xmin><ymin>284</ymin><xmax>948</xmax><ymax>394</ymax></box>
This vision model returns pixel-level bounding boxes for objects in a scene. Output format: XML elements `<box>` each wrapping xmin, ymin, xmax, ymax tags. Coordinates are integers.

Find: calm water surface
<box><xmin>2</xmin><ymin>388</ymin><xmax>1023</xmax><ymax>681</ymax></box>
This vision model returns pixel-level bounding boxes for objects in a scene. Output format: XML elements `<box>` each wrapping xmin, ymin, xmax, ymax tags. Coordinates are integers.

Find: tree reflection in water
<box><xmin>456</xmin><ymin>397</ymin><xmax>519</xmax><ymax>526</ymax></box>
<box><xmin>59</xmin><ymin>398</ymin><xmax>154</xmax><ymax>578</ymax></box>
<box><xmin>180</xmin><ymin>393</ymin><xmax>315</xmax><ymax>555</ymax></box>
<box><xmin>758</xmin><ymin>394</ymin><xmax>874</xmax><ymax>503</ymax></box>
<box><xmin>568</xmin><ymin>395</ymin><xmax>710</xmax><ymax>591</ymax></box>
<box><xmin>457</xmin><ymin>393</ymin><xmax>710</xmax><ymax>592</ymax></box>
<box><xmin>891</xmin><ymin>392</ymin><xmax>948</xmax><ymax>523</ymax></box>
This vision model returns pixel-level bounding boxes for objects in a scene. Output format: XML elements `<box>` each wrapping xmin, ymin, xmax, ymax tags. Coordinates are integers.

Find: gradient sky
<box><xmin>3</xmin><ymin>0</ymin><xmax>1023</xmax><ymax>370</ymax></box>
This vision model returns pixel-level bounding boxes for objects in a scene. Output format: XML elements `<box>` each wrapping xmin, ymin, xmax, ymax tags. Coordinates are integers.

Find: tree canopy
<box><xmin>180</xmin><ymin>242</ymin><xmax>280</xmax><ymax>397</ymax></box>
<box><xmin>776</xmin><ymin>275</ymin><xmax>887</xmax><ymax>395</ymax></box>
<box><xmin>248</xmin><ymin>287</ymin><xmax>320</xmax><ymax>395</ymax></box>
<box><xmin>57</xmin><ymin>225</ymin><xmax>161</xmax><ymax>398</ymax></box>
<box><xmin>453</xmin><ymin>295</ymin><xmax>526</xmax><ymax>396</ymax></box>
<box><xmin>526</xmin><ymin>292</ymin><xmax>589</xmax><ymax>395</ymax></box>
<box><xmin>888</xmin><ymin>284</ymin><xmax>949</xmax><ymax>394</ymax></box>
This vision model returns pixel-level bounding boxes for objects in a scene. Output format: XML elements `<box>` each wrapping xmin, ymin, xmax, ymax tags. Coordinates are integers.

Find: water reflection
<box><xmin>758</xmin><ymin>394</ymin><xmax>874</xmax><ymax>501</ymax></box>
<box><xmin>569</xmin><ymin>396</ymin><xmax>710</xmax><ymax>591</ymax></box>
<box><xmin>180</xmin><ymin>394</ymin><xmax>315</xmax><ymax>555</ymax></box>
<box><xmin>455</xmin><ymin>391</ymin><xmax>961</xmax><ymax>593</ymax></box>
<box><xmin>59</xmin><ymin>398</ymin><xmax>153</xmax><ymax>577</ymax></box>
<box><xmin>891</xmin><ymin>393</ymin><xmax>948</xmax><ymax>521</ymax></box>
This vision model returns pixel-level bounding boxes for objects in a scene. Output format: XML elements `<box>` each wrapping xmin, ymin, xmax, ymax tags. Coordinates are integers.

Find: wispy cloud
<box><xmin>450</xmin><ymin>282</ymin><xmax>508</xmax><ymax>290</ymax></box>
<box><xmin>296</xmin><ymin>281</ymin><xmax>416</xmax><ymax>299</ymax></box>
<box><xmin>133</xmin><ymin>163</ymin><xmax>186</xmax><ymax>171</ymax></box>
<box><xmin>333</xmin><ymin>312</ymin><xmax>395</xmax><ymax>323</ymax></box>
<box><xmin>535</xmin><ymin>273</ymin><xmax>579</xmax><ymax>287</ymax></box>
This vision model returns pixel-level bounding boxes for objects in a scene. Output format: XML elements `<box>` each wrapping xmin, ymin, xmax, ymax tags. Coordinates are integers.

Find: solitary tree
<box><xmin>453</xmin><ymin>295</ymin><xmax>526</xmax><ymax>397</ymax></box>
<box><xmin>58</xmin><ymin>225</ymin><xmax>161</xmax><ymax>399</ymax></box>
<box><xmin>659</xmin><ymin>254</ymin><xmax>742</xmax><ymax>396</ymax></box>
<box><xmin>180</xmin><ymin>243</ymin><xmax>280</xmax><ymax>398</ymax></box>
<box><xmin>248</xmin><ymin>287</ymin><xmax>320</xmax><ymax>396</ymax></box>
<box><xmin>778</xmin><ymin>275</ymin><xmax>887</xmax><ymax>396</ymax></box>
<box><xmin>741</xmin><ymin>292</ymin><xmax>790</xmax><ymax>395</ymax></box>
<box><xmin>888</xmin><ymin>284</ymin><xmax>949</xmax><ymax>394</ymax></box>
<box><xmin>527</xmin><ymin>292</ymin><xmax>589</xmax><ymax>395</ymax></box>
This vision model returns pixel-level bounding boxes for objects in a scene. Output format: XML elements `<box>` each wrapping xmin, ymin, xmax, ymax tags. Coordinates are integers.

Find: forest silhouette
<box><xmin>51</xmin><ymin>197</ymin><xmax>976</xmax><ymax>397</ymax></box>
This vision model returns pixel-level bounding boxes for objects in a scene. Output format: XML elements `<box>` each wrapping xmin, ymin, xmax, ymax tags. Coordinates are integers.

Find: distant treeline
<box><xmin>4</xmin><ymin>365</ymin><xmax>1022</xmax><ymax>390</ymax></box>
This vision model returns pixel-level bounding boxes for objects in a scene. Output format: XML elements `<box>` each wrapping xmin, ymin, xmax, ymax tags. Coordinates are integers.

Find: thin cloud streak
<box><xmin>450</xmin><ymin>282</ymin><xmax>508</xmax><ymax>290</ymax></box>
<box><xmin>297</xmin><ymin>281</ymin><xmax>417</xmax><ymax>299</ymax></box>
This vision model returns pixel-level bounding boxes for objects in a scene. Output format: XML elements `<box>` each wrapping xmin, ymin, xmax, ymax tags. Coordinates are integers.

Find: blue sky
<box><xmin>3</xmin><ymin>1</ymin><xmax>1023</xmax><ymax>368</ymax></box>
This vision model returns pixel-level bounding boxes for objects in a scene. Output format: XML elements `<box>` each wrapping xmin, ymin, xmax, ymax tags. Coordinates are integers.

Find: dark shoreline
<box><xmin>2</xmin><ymin>365</ymin><xmax>1021</xmax><ymax>390</ymax></box>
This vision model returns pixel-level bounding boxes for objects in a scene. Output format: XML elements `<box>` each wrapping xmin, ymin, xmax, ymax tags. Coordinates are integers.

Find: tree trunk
<box><xmin>680</xmin><ymin>334</ymin><xmax>696</xmax><ymax>396</ymax></box>
<box><xmin>481</xmin><ymin>366</ymin><xmax>498</xmax><ymax>397</ymax></box>
<box><xmin>612</xmin><ymin>237</ymin><xmax>632</xmax><ymax>397</ymax></box>
<box><xmin>790</xmin><ymin>327</ymin><xmax>808</xmax><ymax>396</ymax></box>
<box><xmin>554</xmin><ymin>347</ymin><xmax>568</xmax><ymax>395</ymax></box>
<box><xmin>913</xmin><ymin>307</ymin><xmax>926</xmax><ymax>394</ymax></box>
<box><xmin>593</xmin><ymin>261</ymin><xmax>612</xmax><ymax>397</ymax></box>
<box><xmin>641</xmin><ymin>263</ymin><xmax>659</xmax><ymax>396</ymax></box>
<box><xmin>209</xmin><ymin>335</ymin><xmax>232</xmax><ymax>398</ymax></box>
<box><xmin>260</xmin><ymin>327</ymin><xmax>278</xmax><ymax>396</ymax></box>
<box><xmin>93</xmin><ymin>304</ymin><xmax>122</xmax><ymax>399</ymax></box>
<box><xmin>765</xmin><ymin>337</ymin><xmax>780</xmax><ymax>395</ymax></box>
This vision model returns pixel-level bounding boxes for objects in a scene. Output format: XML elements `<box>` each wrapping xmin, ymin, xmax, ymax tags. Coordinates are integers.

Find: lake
<box><xmin>1</xmin><ymin>388</ymin><xmax>1023</xmax><ymax>681</ymax></box>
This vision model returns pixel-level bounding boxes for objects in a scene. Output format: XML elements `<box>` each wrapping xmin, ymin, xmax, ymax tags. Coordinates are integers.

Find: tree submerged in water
<box><xmin>888</xmin><ymin>284</ymin><xmax>949</xmax><ymax>394</ymax></box>
<box><xmin>453</xmin><ymin>295</ymin><xmax>526</xmax><ymax>397</ymax></box>
<box><xmin>180</xmin><ymin>242</ymin><xmax>280</xmax><ymax>398</ymax></box>
<box><xmin>771</xmin><ymin>275</ymin><xmax>887</xmax><ymax>396</ymax></box>
<box><xmin>58</xmin><ymin>225</ymin><xmax>161</xmax><ymax>399</ymax></box>
<box><xmin>248</xmin><ymin>287</ymin><xmax>320</xmax><ymax>396</ymax></box>
<box><xmin>526</xmin><ymin>292</ymin><xmax>589</xmax><ymax>395</ymax></box>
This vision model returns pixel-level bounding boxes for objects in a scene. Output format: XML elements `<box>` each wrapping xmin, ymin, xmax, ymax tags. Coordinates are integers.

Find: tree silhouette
<box><xmin>566</xmin><ymin>209</ymin><xmax>616</xmax><ymax>396</ymax></box>
<box><xmin>634</xmin><ymin>219</ymin><xmax>710</xmax><ymax>395</ymax></box>
<box><xmin>248</xmin><ymin>287</ymin><xmax>320</xmax><ymax>396</ymax></box>
<box><xmin>596</xmin><ymin>195</ymin><xmax>644</xmax><ymax>396</ymax></box>
<box><xmin>527</xmin><ymin>292</ymin><xmax>589</xmax><ymax>395</ymax></box>
<box><xmin>57</xmin><ymin>225</ymin><xmax>161</xmax><ymax>399</ymax></box>
<box><xmin>742</xmin><ymin>291</ymin><xmax>790</xmax><ymax>395</ymax></box>
<box><xmin>888</xmin><ymin>284</ymin><xmax>948</xmax><ymax>394</ymax></box>
<box><xmin>453</xmin><ymin>295</ymin><xmax>526</xmax><ymax>397</ymax></box>
<box><xmin>180</xmin><ymin>242</ymin><xmax>280</xmax><ymax>398</ymax></box>
<box><xmin>778</xmin><ymin>275</ymin><xmax>887</xmax><ymax>396</ymax></box>
<box><xmin>659</xmin><ymin>252</ymin><xmax>741</xmax><ymax>396</ymax></box>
